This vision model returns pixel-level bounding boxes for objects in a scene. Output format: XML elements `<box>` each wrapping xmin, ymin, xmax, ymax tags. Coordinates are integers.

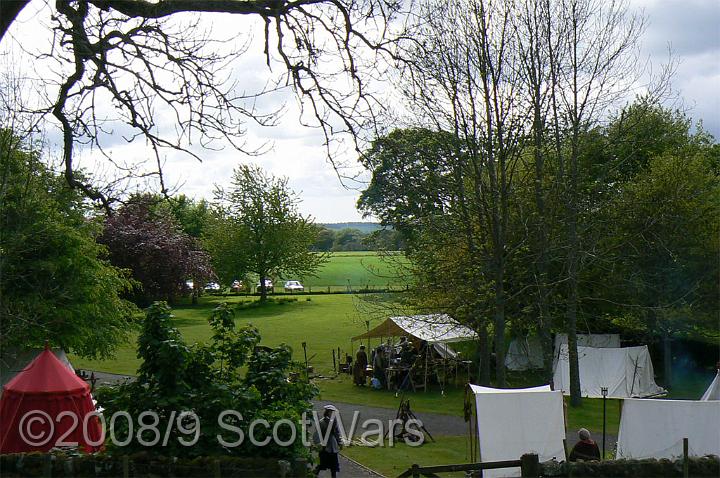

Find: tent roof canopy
<box><xmin>1</xmin><ymin>348</ymin><xmax>73</xmax><ymax>387</ymax></box>
<box><xmin>3</xmin><ymin>348</ymin><xmax>87</xmax><ymax>395</ymax></box>
<box><xmin>469</xmin><ymin>384</ymin><xmax>552</xmax><ymax>394</ymax></box>
<box><xmin>352</xmin><ymin>314</ymin><xmax>476</xmax><ymax>344</ymax></box>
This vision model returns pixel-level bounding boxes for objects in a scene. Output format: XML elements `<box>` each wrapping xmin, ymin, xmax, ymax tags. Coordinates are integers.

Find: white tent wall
<box><xmin>469</xmin><ymin>384</ymin><xmax>566</xmax><ymax>478</ymax></box>
<box><xmin>616</xmin><ymin>398</ymin><xmax>720</xmax><ymax>459</ymax></box>
<box><xmin>505</xmin><ymin>336</ymin><xmax>544</xmax><ymax>371</ymax></box>
<box><xmin>553</xmin><ymin>345</ymin><xmax>665</xmax><ymax>398</ymax></box>
<box><xmin>701</xmin><ymin>371</ymin><xmax>720</xmax><ymax>401</ymax></box>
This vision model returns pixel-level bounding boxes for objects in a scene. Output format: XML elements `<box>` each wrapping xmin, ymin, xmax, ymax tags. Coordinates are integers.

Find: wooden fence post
<box><xmin>520</xmin><ymin>454</ymin><xmax>540</xmax><ymax>477</ymax></box>
<box><xmin>683</xmin><ymin>437</ymin><xmax>689</xmax><ymax>478</ymax></box>
<box><xmin>122</xmin><ymin>455</ymin><xmax>130</xmax><ymax>478</ymax></box>
<box><xmin>214</xmin><ymin>459</ymin><xmax>221</xmax><ymax>478</ymax></box>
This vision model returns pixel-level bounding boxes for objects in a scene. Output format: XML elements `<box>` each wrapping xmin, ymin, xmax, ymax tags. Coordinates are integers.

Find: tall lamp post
<box><xmin>601</xmin><ymin>387</ymin><xmax>608</xmax><ymax>459</ymax></box>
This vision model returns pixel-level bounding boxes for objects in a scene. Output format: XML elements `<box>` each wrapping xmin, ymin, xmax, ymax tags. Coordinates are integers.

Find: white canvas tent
<box><xmin>553</xmin><ymin>344</ymin><xmax>665</xmax><ymax>398</ymax></box>
<box><xmin>352</xmin><ymin>314</ymin><xmax>476</xmax><ymax>344</ymax></box>
<box><xmin>505</xmin><ymin>336</ymin><xmax>544</xmax><ymax>371</ymax></box>
<box><xmin>701</xmin><ymin>370</ymin><xmax>720</xmax><ymax>401</ymax></box>
<box><xmin>506</xmin><ymin>333</ymin><xmax>622</xmax><ymax>372</ymax></box>
<box><xmin>468</xmin><ymin>384</ymin><xmax>566</xmax><ymax>478</ymax></box>
<box><xmin>1</xmin><ymin>348</ymin><xmax>74</xmax><ymax>387</ymax></box>
<box><xmin>616</xmin><ymin>398</ymin><xmax>720</xmax><ymax>459</ymax></box>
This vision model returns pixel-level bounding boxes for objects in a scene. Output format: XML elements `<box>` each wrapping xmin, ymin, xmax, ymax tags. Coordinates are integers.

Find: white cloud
<box><xmin>3</xmin><ymin>0</ymin><xmax>719</xmax><ymax>222</ymax></box>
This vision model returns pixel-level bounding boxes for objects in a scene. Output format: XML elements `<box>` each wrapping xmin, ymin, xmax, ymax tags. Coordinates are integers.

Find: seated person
<box><xmin>569</xmin><ymin>428</ymin><xmax>601</xmax><ymax>462</ymax></box>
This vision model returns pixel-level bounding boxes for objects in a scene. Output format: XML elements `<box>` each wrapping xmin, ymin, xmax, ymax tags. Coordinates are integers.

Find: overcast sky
<box><xmin>3</xmin><ymin>0</ymin><xmax>719</xmax><ymax>223</ymax></box>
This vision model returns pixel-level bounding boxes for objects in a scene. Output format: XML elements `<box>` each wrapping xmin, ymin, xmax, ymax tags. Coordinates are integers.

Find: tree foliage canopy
<box><xmin>0</xmin><ymin>128</ymin><xmax>136</xmax><ymax>358</ymax></box>
<box><xmin>99</xmin><ymin>194</ymin><xmax>214</xmax><ymax>305</ymax></box>
<box><xmin>205</xmin><ymin>164</ymin><xmax>326</xmax><ymax>300</ymax></box>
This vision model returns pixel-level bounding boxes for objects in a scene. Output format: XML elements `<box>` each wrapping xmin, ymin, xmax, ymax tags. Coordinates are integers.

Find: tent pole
<box><xmin>630</xmin><ymin>355</ymin><xmax>640</xmax><ymax>396</ymax></box>
<box><xmin>424</xmin><ymin>343</ymin><xmax>429</xmax><ymax>393</ymax></box>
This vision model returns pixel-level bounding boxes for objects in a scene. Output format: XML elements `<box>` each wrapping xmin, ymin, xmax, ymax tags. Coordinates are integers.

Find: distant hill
<box><xmin>320</xmin><ymin>222</ymin><xmax>382</xmax><ymax>233</ymax></box>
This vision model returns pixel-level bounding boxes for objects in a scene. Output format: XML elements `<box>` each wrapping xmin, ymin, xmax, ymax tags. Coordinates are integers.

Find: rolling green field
<box><xmin>286</xmin><ymin>251</ymin><xmax>410</xmax><ymax>291</ymax></box>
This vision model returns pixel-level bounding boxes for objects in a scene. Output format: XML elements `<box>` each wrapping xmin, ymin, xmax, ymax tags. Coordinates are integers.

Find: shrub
<box><xmin>96</xmin><ymin>302</ymin><xmax>316</xmax><ymax>460</ymax></box>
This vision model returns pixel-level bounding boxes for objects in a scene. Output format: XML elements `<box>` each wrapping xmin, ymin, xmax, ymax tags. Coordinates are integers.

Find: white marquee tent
<box><xmin>701</xmin><ymin>370</ymin><xmax>720</xmax><ymax>401</ymax></box>
<box><xmin>468</xmin><ymin>384</ymin><xmax>566</xmax><ymax>478</ymax></box>
<box><xmin>616</xmin><ymin>398</ymin><xmax>720</xmax><ymax>459</ymax></box>
<box><xmin>553</xmin><ymin>344</ymin><xmax>665</xmax><ymax>398</ymax></box>
<box><xmin>352</xmin><ymin>314</ymin><xmax>476</xmax><ymax>344</ymax></box>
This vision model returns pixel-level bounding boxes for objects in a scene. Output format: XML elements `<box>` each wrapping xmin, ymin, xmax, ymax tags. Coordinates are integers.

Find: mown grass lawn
<box><xmin>343</xmin><ymin>436</ymin><xmax>472</xmax><ymax>478</ymax></box>
<box><xmin>71</xmin><ymin>293</ymin><xmax>368</xmax><ymax>376</ymax></box>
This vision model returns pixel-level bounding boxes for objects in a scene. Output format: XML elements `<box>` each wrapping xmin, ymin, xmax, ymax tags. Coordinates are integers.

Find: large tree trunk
<box><xmin>494</xmin><ymin>259</ymin><xmax>506</xmax><ymax>387</ymax></box>
<box><xmin>566</xmin><ymin>277</ymin><xmax>582</xmax><ymax>406</ymax></box>
<box><xmin>530</xmin><ymin>75</ymin><xmax>554</xmax><ymax>383</ymax></box>
<box><xmin>476</xmin><ymin>323</ymin><xmax>492</xmax><ymax>385</ymax></box>
<box><xmin>566</xmin><ymin>134</ymin><xmax>582</xmax><ymax>406</ymax></box>
<box><xmin>259</xmin><ymin>272</ymin><xmax>268</xmax><ymax>302</ymax></box>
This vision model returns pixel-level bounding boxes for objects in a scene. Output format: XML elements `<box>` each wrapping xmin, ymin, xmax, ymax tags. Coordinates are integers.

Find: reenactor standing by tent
<box><xmin>353</xmin><ymin>345</ymin><xmax>368</xmax><ymax>386</ymax></box>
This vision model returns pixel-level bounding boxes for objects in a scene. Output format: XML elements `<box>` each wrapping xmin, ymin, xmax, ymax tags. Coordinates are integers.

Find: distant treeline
<box><xmin>312</xmin><ymin>226</ymin><xmax>404</xmax><ymax>251</ymax></box>
<box><xmin>321</xmin><ymin>222</ymin><xmax>382</xmax><ymax>234</ymax></box>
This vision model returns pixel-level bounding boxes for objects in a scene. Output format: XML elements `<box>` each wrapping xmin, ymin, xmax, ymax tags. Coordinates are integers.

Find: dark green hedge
<box><xmin>541</xmin><ymin>456</ymin><xmax>719</xmax><ymax>477</ymax></box>
<box><xmin>0</xmin><ymin>452</ymin><xmax>308</xmax><ymax>477</ymax></box>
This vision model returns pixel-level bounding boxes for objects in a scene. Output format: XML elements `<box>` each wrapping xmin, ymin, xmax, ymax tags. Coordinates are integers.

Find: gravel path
<box><xmin>337</xmin><ymin>455</ymin><xmax>385</xmax><ymax>478</ymax></box>
<box><xmin>312</xmin><ymin>400</ymin><xmax>468</xmax><ymax>438</ymax></box>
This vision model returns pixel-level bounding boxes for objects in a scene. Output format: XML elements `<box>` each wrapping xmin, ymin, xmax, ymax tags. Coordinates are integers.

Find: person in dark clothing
<box><xmin>569</xmin><ymin>428</ymin><xmax>601</xmax><ymax>461</ymax></box>
<box><xmin>313</xmin><ymin>404</ymin><xmax>342</xmax><ymax>477</ymax></box>
<box><xmin>353</xmin><ymin>345</ymin><xmax>368</xmax><ymax>386</ymax></box>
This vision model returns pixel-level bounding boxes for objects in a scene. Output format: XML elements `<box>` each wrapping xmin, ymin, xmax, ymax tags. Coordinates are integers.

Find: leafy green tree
<box><xmin>311</xmin><ymin>226</ymin><xmax>336</xmax><ymax>252</ymax></box>
<box><xmin>166</xmin><ymin>194</ymin><xmax>212</xmax><ymax>238</ymax></box>
<box><xmin>358</xmin><ymin>128</ymin><xmax>497</xmax><ymax>383</ymax></box>
<box><xmin>0</xmin><ymin>129</ymin><xmax>136</xmax><ymax>358</ymax></box>
<box><xmin>358</xmin><ymin>128</ymin><xmax>460</xmax><ymax>249</ymax></box>
<box><xmin>332</xmin><ymin>228</ymin><xmax>365</xmax><ymax>251</ymax></box>
<box><xmin>205</xmin><ymin>164</ymin><xmax>327</xmax><ymax>301</ymax></box>
<box><xmin>599</xmin><ymin>147</ymin><xmax>719</xmax><ymax>385</ymax></box>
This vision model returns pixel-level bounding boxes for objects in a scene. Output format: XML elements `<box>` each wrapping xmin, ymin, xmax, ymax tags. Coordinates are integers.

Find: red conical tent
<box><xmin>0</xmin><ymin>348</ymin><xmax>102</xmax><ymax>453</ymax></box>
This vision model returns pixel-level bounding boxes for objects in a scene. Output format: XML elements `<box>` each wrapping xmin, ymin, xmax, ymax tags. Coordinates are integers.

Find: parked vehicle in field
<box><xmin>230</xmin><ymin>280</ymin><xmax>248</xmax><ymax>292</ymax></box>
<box><xmin>204</xmin><ymin>282</ymin><xmax>221</xmax><ymax>292</ymax></box>
<box><xmin>284</xmin><ymin>280</ymin><xmax>304</xmax><ymax>292</ymax></box>
<box><xmin>256</xmin><ymin>279</ymin><xmax>274</xmax><ymax>293</ymax></box>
